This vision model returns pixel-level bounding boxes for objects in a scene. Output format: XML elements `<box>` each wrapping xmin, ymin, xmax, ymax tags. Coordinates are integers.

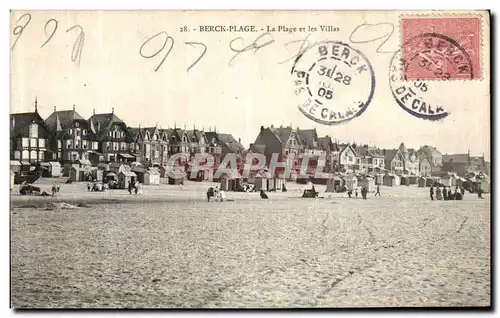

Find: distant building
<box><xmin>128</xmin><ymin>126</ymin><xmax>169</xmax><ymax>166</ymax></box>
<box><xmin>419</xmin><ymin>156</ymin><xmax>432</xmax><ymax>177</ymax></box>
<box><xmin>252</xmin><ymin>125</ymin><xmax>303</xmax><ymax>175</ymax></box>
<box><xmin>356</xmin><ymin>145</ymin><xmax>385</xmax><ymax>174</ymax></box>
<box><xmin>398</xmin><ymin>143</ymin><xmax>420</xmax><ymax>175</ymax></box>
<box><xmin>88</xmin><ymin>109</ymin><xmax>135</xmax><ymax>163</ymax></box>
<box><xmin>10</xmin><ymin>99</ymin><xmax>52</xmax><ymax>163</ymax></box>
<box><xmin>442</xmin><ymin>152</ymin><xmax>489</xmax><ymax>176</ymax></box>
<box><xmin>45</xmin><ymin>105</ymin><xmax>99</xmax><ymax>165</ymax></box>
<box><xmin>338</xmin><ymin>144</ymin><xmax>359</xmax><ymax>173</ymax></box>
<box><xmin>383</xmin><ymin>148</ymin><xmax>405</xmax><ymax>175</ymax></box>
<box><xmin>417</xmin><ymin>145</ymin><xmax>443</xmax><ymax>173</ymax></box>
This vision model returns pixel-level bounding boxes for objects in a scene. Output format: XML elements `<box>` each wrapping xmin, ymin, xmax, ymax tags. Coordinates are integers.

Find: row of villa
<box><xmin>10</xmin><ymin>100</ymin><xmax>490</xmax><ymax>185</ymax></box>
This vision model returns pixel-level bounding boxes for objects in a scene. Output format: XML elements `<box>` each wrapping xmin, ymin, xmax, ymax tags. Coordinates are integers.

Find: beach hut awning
<box><xmin>88</xmin><ymin>150</ymin><xmax>103</xmax><ymax>155</ymax></box>
<box><xmin>49</xmin><ymin>161</ymin><xmax>61</xmax><ymax>167</ymax></box>
<box><xmin>79</xmin><ymin>159</ymin><xmax>91</xmax><ymax>166</ymax></box>
<box><xmin>10</xmin><ymin>160</ymin><xmax>21</xmax><ymax>166</ymax></box>
<box><xmin>40</xmin><ymin>162</ymin><xmax>51</xmax><ymax>167</ymax></box>
<box><xmin>106</xmin><ymin>172</ymin><xmax>117</xmax><ymax>177</ymax></box>
<box><xmin>119</xmin><ymin>153</ymin><xmax>135</xmax><ymax>159</ymax></box>
<box><xmin>20</xmin><ymin>161</ymin><xmax>31</xmax><ymax>166</ymax></box>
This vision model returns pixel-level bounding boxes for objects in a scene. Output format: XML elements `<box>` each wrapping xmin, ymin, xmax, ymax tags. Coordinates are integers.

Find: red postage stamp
<box><xmin>401</xmin><ymin>16</ymin><xmax>481</xmax><ymax>80</ymax></box>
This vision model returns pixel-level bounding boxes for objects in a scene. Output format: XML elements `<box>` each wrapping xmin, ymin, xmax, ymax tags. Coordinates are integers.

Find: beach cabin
<box><xmin>118</xmin><ymin>170</ymin><xmax>137</xmax><ymax>189</ymax></box>
<box><xmin>220</xmin><ymin>169</ymin><xmax>242</xmax><ymax>191</ymax></box>
<box><xmin>10</xmin><ymin>161</ymin><xmax>21</xmax><ymax>174</ymax></box>
<box><xmin>326</xmin><ymin>176</ymin><xmax>345</xmax><ymax>192</ymax></box>
<box><xmin>69</xmin><ymin>166</ymin><xmax>80</xmax><ymax>182</ymax></box>
<box><xmin>400</xmin><ymin>175</ymin><xmax>410</xmax><ymax>186</ymax></box>
<box><xmin>425</xmin><ymin>177</ymin><xmax>435</xmax><ymax>187</ymax></box>
<box><xmin>132</xmin><ymin>165</ymin><xmax>147</xmax><ymax>183</ymax></box>
<box><xmin>144</xmin><ymin>167</ymin><xmax>160</xmax><ymax>185</ymax></box>
<box><xmin>91</xmin><ymin>168</ymin><xmax>103</xmax><ymax>182</ymax></box>
<box><xmin>268</xmin><ymin>177</ymin><xmax>286</xmax><ymax>192</ymax></box>
<box><xmin>254</xmin><ymin>170</ymin><xmax>271</xmax><ymax>191</ymax></box>
<box><xmin>41</xmin><ymin>161</ymin><xmax>62</xmax><ymax>177</ymax></box>
<box><xmin>418</xmin><ymin>177</ymin><xmax>427</xmax><ymax>187</ymax></box>
<box><xmin>383</xmin><ymin>173</ymin><xmax>400</xmax><ymax>187</ymax></box>
<box><xmin>344</xmin><ymin>175</ymin><xmax>358</xmax><ymax>191</ymax></box>
<box><xmin>358</xmin><ymin>176</ymin><xmax>376</xmax><ymax>192</ymax></box>
<box><xmin>168</xmin><ymin>171</ymin><xmax>185</xmax><ymax>185</ymax></box>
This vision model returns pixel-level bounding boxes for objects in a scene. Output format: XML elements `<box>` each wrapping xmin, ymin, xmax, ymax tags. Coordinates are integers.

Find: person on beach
<box><xmin>375</xmin><ymin>185</ymin><xmax>381</xmax><ymax>196</ymax></box>
<box><xmin>260</xmin><ymin>189</ymin><xmax>269</xmax><ymax>199</ymax></box>
<box><xmin>460</xmin><ymin>186</ymin><xmax>465</xmax><ymax>196</ymax></box>
<box><xmin>207</xmin><ymin>187</ymin><xmax>214</xmax><ymax>202</ymax></box>
<box><xmin>443</xmin><ymin>187</ymin><xmax>448</xmax><ymax>200</ymax></box>
<box><xmin>87</xmin><ymin>183</ymin><xmax>91</xmax><ymax>192</ymax></box>
<box><xmin>52</xmin><ymin>185</ymin><xmax>57</xmax><ymax>196</ymax></box>
<box><xmin>134</xmin><ymin>181</ymin><xmax>139</xmax><ymax>195</ymax></box>
<box><xmin>355</xmin><ymin>189</ymin><xmax>358</xmax><ymax>198</ymax></box>
<box><xmin>454</xmin><ymin>189</ymin><xmax>463</xmax><ymax>200</ymax></box>
<box><xmin>436</xmin><ymin>186</ymin><xmax>442</xmax><ymax>200</ymax></box>
<box><xmin>430</xmin><ymin>186</ymin><xmax>434</xmax><ymax>200</ymax></box>
<box><xmin>347</xmin><ymin>190</ymin><xmax>352</xmax><ymax>198</ymax></box>
<box><xmin>361</xmin><ymin>186</ymin><xmax>368</xmax><ymax>200</ymax></box>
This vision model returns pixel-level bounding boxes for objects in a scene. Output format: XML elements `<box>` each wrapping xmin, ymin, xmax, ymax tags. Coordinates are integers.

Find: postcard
<box><xmin>10</xmin><ymin>10</ymin><xmax>490</xmax><ymax>308</ymax></box>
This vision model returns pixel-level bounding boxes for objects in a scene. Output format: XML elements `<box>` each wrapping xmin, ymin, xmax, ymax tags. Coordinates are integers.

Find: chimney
<box><xmin>238</xmin><ymin>138</ymin><xmax>241</xmax><ymax>144</ymax></box>
<box><xmin>73</xmin><ymin>104</ymin><xmax>75</xmax><ymax>111</ymax></box>
<box><xmin>112</xmin><ymin>107</ymin><xmax>114</xmax><ymax>114</ymax></box>
<box><xmin>93</xmin><ymin>109</ymin><xmax>96</xmax><ymax>115</ymax></box>
<box><xmin>54</xmin><ymin>105</ymin><xmax>56</xmax><ymax>112</ymax></box>
<box><xmin>11</xmin><ymin>115</ymin><xmax>15</xmax><ymax>129</ymax></box>
<box><xmin>34</xmin><ymin>96</ymin><xmax>38</xmax><ymax>112</ymax></box>
<box><xmin>260</xmin><ymin>125</ymin><xmax>264</xmax><ymax>132</ymax></box>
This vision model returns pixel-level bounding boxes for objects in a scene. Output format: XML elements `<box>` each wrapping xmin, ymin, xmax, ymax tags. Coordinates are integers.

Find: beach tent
<box><xmin>144</xmin><ymin>167</ymin><xmax>161</xmax><ymax>185</ymax></box>
<box><xmin>10</xmin><ymin>161</ymin><xmax>21</xmax><ymax>174</ymax></box>
<box><xmin>425</xmin><ymin>177</ymin><xmax>435</xmax><ymax>187</ymax></box>
<box><xmin>132</xmin><ymin>165</ymin><xmax>147</xmax><ymax>183</ymax></box>
<box><xmin>344</xmin><ymin>175</ymin><xmax>358</xmax><ymax>191</ymax></box>
<box><xmin>383</xmin><ymin>173</ymin><xmax>400</xmax><ymax>187</ymax></box>
<box><xmin>78</xmin><ymin>159</ymin><xmax>92</xmax><ymax>168</ymax></box>
<box><xmin>118</xmin><ymin>170</ymin><xmax>137</xmax><ymax>189</ymax></box>
<box><xmin>358</xmin><ymin>176</ymin><xmax>376</xmax><ymax>192</ymax></box>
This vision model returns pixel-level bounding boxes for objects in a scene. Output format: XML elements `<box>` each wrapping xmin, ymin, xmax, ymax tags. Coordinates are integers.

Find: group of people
<box><xmin>348</xmin><ymin>185</ymin><xmax>380</xmax><ymax>199</ymax></box>
<box><xmin>430</xmin><ymin>185</ymin><xmax>465</xmax><ymax>201</ymax></box>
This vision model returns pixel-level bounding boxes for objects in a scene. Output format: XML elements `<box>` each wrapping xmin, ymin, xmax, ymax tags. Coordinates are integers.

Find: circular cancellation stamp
<box><xmin>389</xmin><ymin>33</ymin><xmax>474</xmax><ymax>120</ymax></box>
<box><xmin>292</xmin><ymin>41</ymin><xmax>375</xmax><ymax>125</ymax></box>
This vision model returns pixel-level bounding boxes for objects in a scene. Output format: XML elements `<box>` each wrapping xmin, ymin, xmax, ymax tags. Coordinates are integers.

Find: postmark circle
<box><xmin>389</xmin><ymin>33</ymin><xmax>473</xmax><ymax>121</ymax></box>
<box><xmin>292</xmin><ymin>41</ymin><xmax>375</xmax><ymax>125</ymax></box>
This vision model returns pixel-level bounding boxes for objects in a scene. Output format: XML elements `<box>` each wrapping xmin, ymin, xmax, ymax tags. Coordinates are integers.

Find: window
<box><xmin>30</xmin><ymin>138</ymin><xmax>37</xmax><ymax>147</ymax></box>
<box><xmin>76</xmin><ymin>129</ymin><xmax>81</xmax><ymax>137</ymax></box>
<box><xmin>29</xmin><ymin>123</ymin><xmax>38</xmax><ymax>138</ymax></box>
<box><xmin>75</xmin><ymin>140</ymin><xmax>80</xmax><ymax>149</ymax></box>
<box><xmin>72</xmin><ymin>153</ymin><xmax>79</xmax><ymax>161</ymax></box>
<box><xmin>93</xmin><ymin>141</ymin><xmax>98</xmax><ymax>150</ymax></box>
<box><xmin>39</xmin><ymin>139</ymin><xmax>45</xmax><ymax>148</ymax></box>
<box><xmin>30</xmin><ymin>150</ymin><xmax>37</xmax><ymax>160</ymax></box>
<box><xmin>39</xmin><ymin>151</ymin><xmax>44</xmax><ymax>161</ymax></box>
<box><xmin>121</xmin><ymin>142</ymin><xmax>127</xmax><ymax>150</ymax></box>
<box><xmin>82</xmin><ymin>140</ymin><xmax>88</xmax><ymax>149</ymax></box>
<box><xmin>58</xmin><ymin>140</ymin><xmax>62</xmax><ymax>149</ymax></box>
<box><xmin>14</xmin><ymin>151</ymin><xmax>20</xmax><ymax>160</ymax></box>
<box><xmin>121</xmin><ymin>132</ymin><xmax>125</xmax><ymax>138</ymax></box>
<box><xmin>67</xmin><ymin>140</ymin><xmax>72</xmax><ymax>148</ymax></box>
<box><xmin>83</xmin><ymin>129</ymin><xmax>87</xmax><ymax>136</ymax></box>
<box><xmin>182</xmin><ymin>136</ymin><xmax>187</xmax><ymax>143</ymax></box>
<box><xmin>69</xmin><ymin>128</ymin><xmax>73</xmax><ymax>135</ymax></box>
<box><xmin>22</xmin><ymin>150</ymin><xmax>28</xmax><ymax>159</ymax></box>
<box><xmin>22</xmin><ymin>138</ymin><xmax>29</xmax><ymax>147</ymax></box>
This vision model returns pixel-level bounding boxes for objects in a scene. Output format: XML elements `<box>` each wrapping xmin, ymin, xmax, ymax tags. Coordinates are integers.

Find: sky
<box><xmin>10</xmin><ymin>10</ymin><xmax>491</xmax><ymax>160</ymax></box>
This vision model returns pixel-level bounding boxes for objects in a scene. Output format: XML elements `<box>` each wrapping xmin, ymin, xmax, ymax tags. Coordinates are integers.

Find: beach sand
<box><xmin>10</xmin><ymin>178</ymin><xmax>490</xmax><ymax>308</ymax></box>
